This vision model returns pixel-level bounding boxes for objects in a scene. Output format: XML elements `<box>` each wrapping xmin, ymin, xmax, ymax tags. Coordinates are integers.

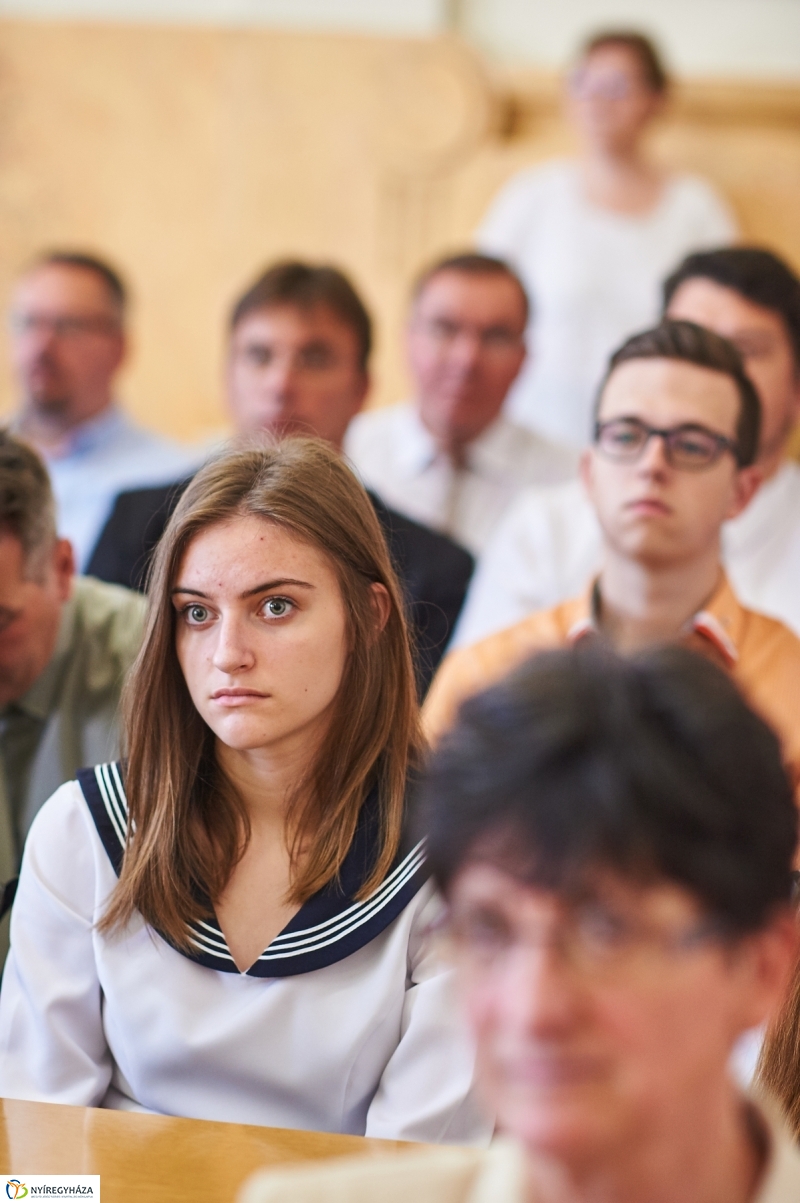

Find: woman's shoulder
<box><xmin>662</xmin><ymin>173</ymin><xmax>737</xmax><ymax>225</ymax></box>
<box><xmin>478</xmin><ymin>159</ymin><xmax>577</xmax><ymax>246</ymax></box>
<box><xmin>488</xmin><ymin>158</ymin><xmax>576</xmax><ymax>206</ymax></box>
<box><xmin>18</xmin><ymin>775</ymin><xmax>117</xmax><ymax>922</ymax></box>
<box><xmin>26</xmin><ymin>777</ymin><xmax>98</xmax><ymax>849</ymax></box>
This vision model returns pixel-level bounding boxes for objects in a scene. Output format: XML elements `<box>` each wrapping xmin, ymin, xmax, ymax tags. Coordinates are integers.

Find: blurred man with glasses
<box><xmin>241</xmin><ymin>647</ymin><xmax>800</xmax><ymax>1203</ymax></box>
<box><xmin>9</xmin><ymin>251</ymin><xmax>199</xmax><ymax>568</ymax></box>
<box><xmin>344</xmin><ymin>253</ymin><xmax>577</xmax><ymax>556</ymax></box>
<box><xmin>423</xmin><ymin>320</ymin><xmax>800</xmax><ymax>796</ymax></box>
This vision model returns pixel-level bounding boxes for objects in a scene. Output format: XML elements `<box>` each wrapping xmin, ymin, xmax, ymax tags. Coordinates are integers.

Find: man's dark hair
<box><xmin>0</xmin><ymin>429</ymin><xmax>57</xmax><ymax>573</ymax></box>
<box><xmin>581</xmin><ymin>29</ymin><xmax>669</xmax><ymax>94</ymax></box>
<box><xmin>412</xmin><ymin>252</ymin><xmax>529</xmax><ymax>325</ymax></box>
<box><xmin>230</xmin><ymin>261</ymin><xmax>372</xmax><ymax>373</ymax></box>
<box><xmin>596</xmin><ymin>319</ymin><xmax>761</xmax><ymax>467</ymax></box>
<box><xmin>420</xmin><ymin>645</ymin><xmax>797</xmax><ymax>935</ymax></box>
<box><xmin>663</xmin><ymin>247</ymin><xmax>800</xmax><ymax>374</ymax></box>
<box><xmin>30</xmin><ymin>250</ymin><xmax>127</xmax><ymax>318</ymax></box>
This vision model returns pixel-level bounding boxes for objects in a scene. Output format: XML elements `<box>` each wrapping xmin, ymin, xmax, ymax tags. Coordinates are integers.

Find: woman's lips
<box><xmin>210</xmin><ymin>690</ymin><xmax>269</xmax><ymax>707</ymax></box>
<box><xmin>504</xmin><ymin>1055</ymin><xmax>605</xmax><ymax>1088</ymax></box>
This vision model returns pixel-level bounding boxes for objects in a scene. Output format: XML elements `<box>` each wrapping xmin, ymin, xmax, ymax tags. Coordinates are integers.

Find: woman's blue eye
<box><xmin>187</xmin><ymin>605</ymin><xmax>209</xmax><ymax>623</ymax></box>
<box><xmin>264</xmin><ymin>597</ymin><xmax>292</xmax><ymax>618</ymax></box>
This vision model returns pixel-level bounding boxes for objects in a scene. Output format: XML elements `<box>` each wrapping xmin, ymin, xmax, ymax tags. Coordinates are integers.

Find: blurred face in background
<box><xmin>225</xmin><ymin>304</ymin><xmax>368</xmax><ymax>450</ymax></box>
<box><xmin>666</xmin><ymin>278</ymin><xmax>800</xmax><ymax>475</ymax></box>
<box><xmin>10</xmin><ymin>264</ymin><xmax>125</xmax><ymax>430</ymax></box>
<box><xmin>0</xmin><ymin>531</ymin><xmax>73</xmax><ymax>707</ymax></box>
<box><xmin>407</xmin><ymin>269</ymin><xmax>527</xmax><ymax>456</ymax></box>
<box><xmin>567</xmin><ymin>44</ymin><xmax>664</xmax><ymax>158</ymax></box>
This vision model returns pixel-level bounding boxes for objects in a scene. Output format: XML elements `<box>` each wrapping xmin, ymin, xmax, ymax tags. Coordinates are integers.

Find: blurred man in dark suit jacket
<box><xmin>88</xmin><ymin>262</ymin><xmax>474</xmax><ymax>693</ymax></box>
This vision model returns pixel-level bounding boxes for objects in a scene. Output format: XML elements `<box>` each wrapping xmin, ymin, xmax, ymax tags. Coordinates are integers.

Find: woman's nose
<box><xmin>212</xmin><ymin>616</ymin><xmax>255</xmax><ymax>673</ymax></box>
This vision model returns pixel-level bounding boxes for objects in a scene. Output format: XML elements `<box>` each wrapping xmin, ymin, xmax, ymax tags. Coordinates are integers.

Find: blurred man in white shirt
<box><xmin>455</xmin><ymin>247</ymin><xmax>800</xmax><ymax>645</ymax></box>
<box><xmin>9</xmin><ymin>251</ymin><xmax>200</xmax><ymax>569</ymax></box>
<box><xmin>345</xmin><ymin>253</ymin><xmax>577</xmax><ymax>556</ymax></box>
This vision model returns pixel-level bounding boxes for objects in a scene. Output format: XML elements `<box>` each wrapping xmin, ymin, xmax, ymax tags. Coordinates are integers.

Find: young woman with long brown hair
<box><xmin>0</xmin><ymin>438</ymin><xmax>489</xmax><ymax>1143</ymax></box>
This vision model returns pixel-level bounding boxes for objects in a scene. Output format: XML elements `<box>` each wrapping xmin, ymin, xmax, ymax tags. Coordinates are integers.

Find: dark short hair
<box><xmin>229</xmin><ymin>261</ymin><xmax>372</xmax><ymax>373</ymax></box>
<box><xmin>663</xmin><ymin>247</ymin><xmax>800</xmax><ymax>374</ymax></box>
<box><xmin>0</xmin><ymin>429</ymin><xmax>57</xmax><ymax>570</ymax></box>
<box><xmin>596</xmin><ymin>319</ymin><xmax>761</xmax><ymax>467</ymax></box>
<box><xmin>412</xmin><ymin>252</ymin><xmax>529</xmax><ymax>325</ymax></box>
<box><xmin>29</xmin><ymin>250</ymin><xmax>127</xmax><ymax>318</ymax></box>
<box><xmin>421</xmin><ymin>646</ymin><xmax>797</xmax><ymax>935</ymax></box>
<box><xmin>580</xmin><ymin>29</ymin><xmax>669</xmax><ymax>94</ymax></box>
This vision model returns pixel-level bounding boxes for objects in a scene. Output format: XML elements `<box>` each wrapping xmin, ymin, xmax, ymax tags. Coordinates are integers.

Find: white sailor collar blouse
<box><xmin>80</xmin><ymin>761</ymin><xmax>428</xmax><ymax>978</ymax></box>
<box><xmin>0</xmin><ymin>766</ymin><xmax>491</xmax><ymax>1143</ymax></box>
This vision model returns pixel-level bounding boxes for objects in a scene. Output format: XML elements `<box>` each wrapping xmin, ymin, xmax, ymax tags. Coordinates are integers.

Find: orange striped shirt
<box><xmin>424</xmin><ymin>575</ymin><xmax>800</xmax><ymax>799</ymax></box>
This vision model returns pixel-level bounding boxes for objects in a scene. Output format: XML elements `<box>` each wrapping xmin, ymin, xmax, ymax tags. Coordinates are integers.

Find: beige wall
<box><xmin>0</xmin><ymin>20</ymin><xmax>798</xmax><ymax>443</ymax></box>
<box><xmin>2</xmin><ymin>1</ymin><xmax>800</xmax><ymax>79</ymax></box>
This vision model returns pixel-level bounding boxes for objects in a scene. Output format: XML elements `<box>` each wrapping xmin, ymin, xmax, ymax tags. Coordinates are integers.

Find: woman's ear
<box><xmin>369</xmin><ymin>583</ymin><xmax>392</xmax><ymax>636</ymax></box>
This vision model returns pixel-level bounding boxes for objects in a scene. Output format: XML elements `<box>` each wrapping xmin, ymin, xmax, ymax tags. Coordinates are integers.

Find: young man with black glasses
<box><xmin>423</xmin><ymin>320</ymin><xmax>800</xmax><ymax>799</ymax></box>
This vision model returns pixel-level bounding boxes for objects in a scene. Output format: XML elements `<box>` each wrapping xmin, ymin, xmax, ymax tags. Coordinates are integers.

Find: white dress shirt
<box><xmin>478</xmin><ymin>161</ymin><xmax>737</xmax><ymax>448</ymax></box>
<box><xmin>454</xmin><ymin>461</ymin><xmax>800</xmax><ymax>647</ymax></box>
<box><xmin>31</xmin><ymin>407</ymin><xmax>204</xmax><ymax>570</ymax></box>
<box><xmin>0</xmin><ymin>772</ymin><xmax>490</xmax><ymax>1144</ymax></box>
<box><xmin>344</xmin><ymin>403</ymin><xmax>577</xmax><ymax>556</ymax></box>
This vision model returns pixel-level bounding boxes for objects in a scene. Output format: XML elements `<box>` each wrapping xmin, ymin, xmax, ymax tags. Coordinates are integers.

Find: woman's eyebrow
<box><xmin>171</xmin><ymin>585</ymin><xmax>211</xmax><ymax>598</ymax></box>
<box><xmin>241</xmin><ymin>578</ymin><xmax>315</xmax><ymax>598</ymax></box>
<box><xmin>170</xmin><ymin>578</ymin><xmax>315</xmax><ymax>599</ymax></box>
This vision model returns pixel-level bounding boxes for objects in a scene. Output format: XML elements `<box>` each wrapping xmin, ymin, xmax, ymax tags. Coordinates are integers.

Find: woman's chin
<box><xmin>500</xmin><ymin>1098</ymin><xmax>617</xmax><ymax>1164</ymax></box>
<box><xmin>209</xmin><ymin>715</ymin><xmax>285</xmax><ymax>752</ymax></box>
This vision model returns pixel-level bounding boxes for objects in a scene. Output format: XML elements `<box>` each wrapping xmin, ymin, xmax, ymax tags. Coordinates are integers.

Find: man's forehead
<box><xmin>414</xmin><ymin>270</ymin><xmax>526</xmax><ymax>325</ymax></box>
<box><xmin>12</xmin><ymin>264</ymin><xmax>114</xmax><ymax>312</ymax></box>
<box><xmin>666</xmin><ymin>276</ymin><xmax>788</xmax><ymax>343</ymax></box>
<box><xmin>232</xmin><ymin>303</ymin><xmax>357</xmax><ymax>347</ymax></box>
<box><xmin>599</xmin><ymin>356</ymin><xmax>741</xmax><ymax>431</ymax></box>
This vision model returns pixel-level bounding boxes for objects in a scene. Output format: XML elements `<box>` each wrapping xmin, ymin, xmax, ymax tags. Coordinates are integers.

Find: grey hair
<box><xmin>0</xmin><ymin>429</ymin><xmax>57</xmax><ymax>576</ymax></box>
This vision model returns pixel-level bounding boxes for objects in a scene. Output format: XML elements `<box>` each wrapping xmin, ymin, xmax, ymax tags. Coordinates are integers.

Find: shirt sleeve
<box><xmin>364</xmin><ymin>884</ymin><xmax>493</xmax><ymax>1145</ymax></box>
<box><xmin>0</xmin><ymin>781</ymin><xmax>114</xmax><ymax>1105</ymax></box>
<box><xmin>676</xmin><ymin>176</ymin><xmax>739</xmax><ymax>248</ymax></box>
<box><xmin>451</xmin><ymin>483</ymin><xmax>602</xmax><ymax>649</ymax></box>
<box><xmin>475</xmin><ymin>166</ymin><xmax>549</xmax><ymax>258</ymax></box>
<box><xmin>451</xmin><ymin>492</ymin><xmax>556</xmax><ymax>648</ymax></box>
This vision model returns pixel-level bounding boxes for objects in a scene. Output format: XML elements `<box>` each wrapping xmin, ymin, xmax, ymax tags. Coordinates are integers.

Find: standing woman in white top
<box><xmin>0</xmin><ymin>438</ymin><xmax>489</xmax><ymax>1144</ymax></box>
<box><xmin>478</xmin><ymin>30</ymin><xmax>737</xmax><ymax>449</ymax></box>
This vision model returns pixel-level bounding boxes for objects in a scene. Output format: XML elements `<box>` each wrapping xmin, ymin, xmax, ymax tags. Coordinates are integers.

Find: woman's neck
<box><xmin>526</xmin><ymin>1087</ymin><xmax>764</xmax><ymax>1203</ymax></box>
<box><xmin>580</xmin><ymin>145</ymin><xmax>664</xmax><ymax>215</ymax></box>
<box><xmin>215</xmin><ymin>732</ymin><xmax>318</xmax><ymax>834</ymax></box>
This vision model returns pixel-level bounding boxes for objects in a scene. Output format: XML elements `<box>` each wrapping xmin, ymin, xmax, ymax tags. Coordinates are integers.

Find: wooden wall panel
<box><xmin>0</xmin><ymin>22</ymin><xmax>491</xmax><ymax>439</ymax></box>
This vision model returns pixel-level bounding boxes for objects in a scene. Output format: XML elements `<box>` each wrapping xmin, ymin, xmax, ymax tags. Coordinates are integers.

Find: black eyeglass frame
<box><xmin>593</xmin><ymin>416</ymin><xmax>743</xmax><ymax>470</ymax></box>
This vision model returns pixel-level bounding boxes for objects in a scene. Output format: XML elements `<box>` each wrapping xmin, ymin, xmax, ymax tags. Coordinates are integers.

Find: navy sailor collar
<box><xmin>77</xmin><ymin>762</ymin><xmax>429</xmax><ymax>977</ymax></box>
